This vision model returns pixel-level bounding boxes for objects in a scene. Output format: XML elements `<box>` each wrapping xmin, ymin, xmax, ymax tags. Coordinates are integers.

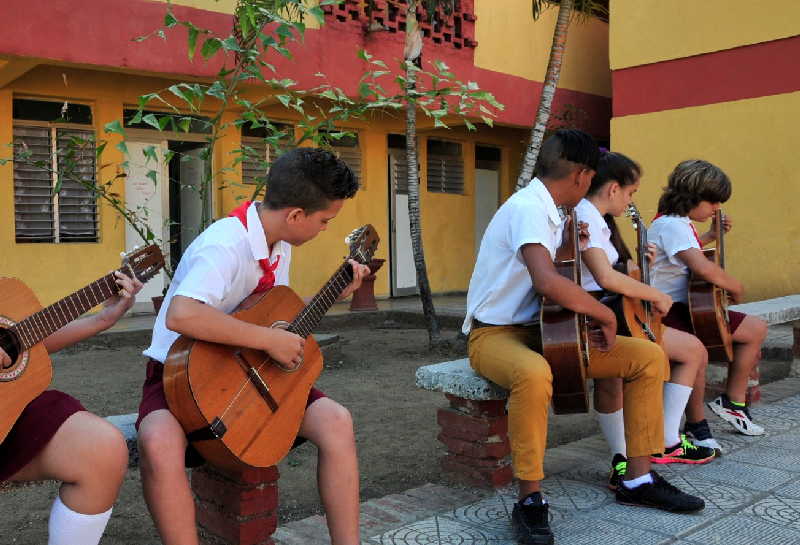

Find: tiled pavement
<box><xmin>275</xmin><ymin>378</ymin><xmax>800</xmax><ymax>545</ymax></box>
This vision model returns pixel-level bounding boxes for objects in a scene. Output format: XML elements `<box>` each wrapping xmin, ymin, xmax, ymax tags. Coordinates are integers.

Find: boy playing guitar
<box><xmin>136</xmin><ymin>148</ymin><xmax>369</xmax><ymax>545</ymax></box>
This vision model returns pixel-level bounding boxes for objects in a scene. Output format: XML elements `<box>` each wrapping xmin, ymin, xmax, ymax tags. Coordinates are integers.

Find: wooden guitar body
<box><xmin>0</xmin><ymin>245</ymin><xmax>164</xmax><ymax>444</ymax></box>
<box><xmin>620</xmin><ymin>261</ymin><xmax>663</xmax><ymax>345</ymax></box>
<box><xmin>540</xmin><ymin>209</ymin><xmax>590</xmax><ymax>415</ymax></box>
<box><xmin>0</xmin><ymin>278</ymin><xmax>52</xmax><ymax>443</ymax></box>
<box><xmin>689</xmin><ymin>248</ymin><xmax>734</xmax><ymax>362</ymax></box>
<box><xmin>164</xmin><ymin>286</ymin><xmax>322</xmax><ymax>472</ymax></box>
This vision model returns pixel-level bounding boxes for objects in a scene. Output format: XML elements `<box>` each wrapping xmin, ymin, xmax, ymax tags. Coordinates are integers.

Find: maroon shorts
<box><xmin>136</xmin><ymin>359</ymin><xmax>327</xmax><ymax>467</ymax></box>
<box><xmin>0</xmin><ymin>391</ymin><xmax>85</xmax><ymax>482</ymax></box>
<box><xmin>662</xmin><ymin>302</ymin><xmax>746</xmax><ymax>335</ymax></box>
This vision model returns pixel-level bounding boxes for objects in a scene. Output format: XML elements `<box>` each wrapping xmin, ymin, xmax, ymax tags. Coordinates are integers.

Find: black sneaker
<box><xmin>607</xmin><ymin>453</ymin><xmax>627</xmax><ymax>491</ymax></box>
<box><xmin>511</xmin><ymin>492</ymin><xmax>554</xmax><ymax>545</ymax></box>
<box><xmin>615</xmin><ymin>471</ymin><xmax>705</xmax><ymax>512</ymax></box>
<box><xmin>650</xmin><ymin>434</ymin><xmax>716</xmax><ymax>465</ymax></box>
<box><xmin>685</xmin><ymin>419</ymin><xmax>723</xmax><ymax>455</ymax></box>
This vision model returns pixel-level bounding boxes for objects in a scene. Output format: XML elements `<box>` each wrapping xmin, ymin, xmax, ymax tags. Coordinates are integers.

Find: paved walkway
<box><xmin>272</xmin><ymin>377</ymin><xmax>800</xmax><ymax>545</ymax></box>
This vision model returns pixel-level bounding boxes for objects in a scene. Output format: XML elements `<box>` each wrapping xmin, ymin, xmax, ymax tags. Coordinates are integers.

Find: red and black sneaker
<box><xmin>650</xmin><ymin>435</ymin><xmax>716</xmax><ymax>465</ymax></box>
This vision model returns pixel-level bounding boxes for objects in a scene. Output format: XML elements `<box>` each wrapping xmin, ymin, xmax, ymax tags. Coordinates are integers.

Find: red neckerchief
<box><xmin>228</xmin><ymin>201</ymin><xmax>280</xmax><ymax>293</ymax></box>
<box><xmin>653</xmin><ymin>213</ymin><xmax>703</xmax><ymax>247</ymax></box>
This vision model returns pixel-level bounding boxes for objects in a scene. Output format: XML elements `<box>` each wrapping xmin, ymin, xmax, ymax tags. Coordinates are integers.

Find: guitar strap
<box><xmin>229</xmin><ymin>201</ymin><xmax>281</xmax><ymax>293</ymax></box>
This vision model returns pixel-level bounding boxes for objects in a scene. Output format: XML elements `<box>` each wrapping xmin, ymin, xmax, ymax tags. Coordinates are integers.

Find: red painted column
<box><xmin>437</xmin><ymin>394</ymin><xmax>512</xmax><ymax>488</ymax></box>
<box><xmin>192</xmin><ymin>465</ymin><xmax>279</xmax><ymax>545</ymax></box>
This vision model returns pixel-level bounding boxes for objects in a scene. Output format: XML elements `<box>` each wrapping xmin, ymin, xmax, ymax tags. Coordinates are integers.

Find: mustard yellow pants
<box><xmin>468</xmin><ymin>325</ymin><xmax>667</xmax><ymax>481</ymax></box>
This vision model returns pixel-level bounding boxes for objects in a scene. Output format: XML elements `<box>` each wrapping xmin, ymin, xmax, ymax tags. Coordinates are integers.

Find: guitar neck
<box><xmin>716</xmin><ymin>210</ymin><xmax>725</xmax><ymax>269</ymax></box>
<box><xmin>636</xmin><ymin>218</ymin><xmax>650</xmax><ymax>285</ymax></box>
<box><xmin>11</xmin><ymin>272</ymin><xmax>121</xmax><ymax>351</ymax></box>
<box><xmin>289</xmin><ymin>262</ymin><xmax>355</xmax><ymax>338</ymax></box>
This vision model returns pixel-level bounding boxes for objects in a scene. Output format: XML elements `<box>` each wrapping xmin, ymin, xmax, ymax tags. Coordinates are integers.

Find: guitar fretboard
<box><xmin>289</xmin><ymin>243</ymin><xmax>375</xmax><ymax>338</ymax></box>
<box><xmin>11</xmin><ymin>272</ymin><xmax>121</xmax><ymax>350</ymax></box>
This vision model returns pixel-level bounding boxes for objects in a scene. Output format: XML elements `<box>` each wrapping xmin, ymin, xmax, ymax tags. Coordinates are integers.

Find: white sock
<box><xmin>596</xmin><ymin>408</ymin><xmax>626</xmax><ymax>457</ymax></box>
<box><xmin>48</xmin><ymin>495</ymin><xmax>112</xmax><ymax>545</ymax></box>
<box><xmin>663</xmin><ymin>382</ymin><xmax>693</xmax><ymax>448</ymax></box>
<box><xmin>622</xmin><ymin>472</ymin><xmax>654</xmax><ymax>489</ymax></box>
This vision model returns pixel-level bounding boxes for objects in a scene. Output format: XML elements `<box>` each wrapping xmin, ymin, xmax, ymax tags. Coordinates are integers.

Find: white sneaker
<box><xmin>692</xmin><ymin>437</ymin><xmax>723</xmax><ymax>453</ymax></box>
<box><xmin>707</xmin><ymin>395</ymin><xmax>765</xmax><ymax>436</ymax></box>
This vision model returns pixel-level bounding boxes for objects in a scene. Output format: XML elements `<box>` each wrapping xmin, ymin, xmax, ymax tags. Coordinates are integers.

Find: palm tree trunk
<box><xmin>515</xmin><ymin>0</ymin><xmax>574</xmax><ymax>191</ymax></box>
<box><xmin>404</xmin><ymin>3</ymin><xmax>441</xmax><ymax>346</ymax></box>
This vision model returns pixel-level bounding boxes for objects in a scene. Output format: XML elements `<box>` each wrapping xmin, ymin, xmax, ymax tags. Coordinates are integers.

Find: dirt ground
<box><xmin>0</xmin><ymin>316</ymin><xmax>601</xmax><ymax>544</ymax></box>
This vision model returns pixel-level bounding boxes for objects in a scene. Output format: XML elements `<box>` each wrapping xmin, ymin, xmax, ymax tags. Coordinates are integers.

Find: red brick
<box><xmin>437</xmin><ymin>407</ymin><xmax>507</xmax><ymax>442</ymax></box>
<box><xmin>196</xmin><ymin>501</ymin><xmax>277</xmax><ymax>545</ymax></box>
<box><xmin>445</xmin><ymin>395</ymin><xmax>507</xmax><ymax>417</ymax></box>
<box><xmin>437</xmin><ymin>432</ymin><xmax>510</xmax><ymax>459</ymax></box>
<box><xmin>441</xmin><ymin>456</ymin><xmax>512</xmax><ymax>488</ymax></box>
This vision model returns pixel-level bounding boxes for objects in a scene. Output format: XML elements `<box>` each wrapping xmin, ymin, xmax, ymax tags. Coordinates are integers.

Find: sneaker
<box><xmin>511</xmin><ymin>492</ymin><xmax>554</xmax><ymax>545</ymax></box>
<box><xmin>685</xmin><ymin>419</ymin><xmax>723</xmax><ymax>455</ymax></box>
<box><xmin>607</xmin><ymin>453</ymin><xmax>627</xmax><ymax>491</ymax></box>
<box><xmin>651</xmin><ymin>435</ymin><xmax>716</xmax><ymax>464</ymax></box>
<box><xmin>616</xmin><ymin>471</ymin><xmax>705</xmax><ymax>512</ymax></box>
<box><xmin>707</xmin><ymin>394</ymin><xmax>765</xmax><ymax>436</ymax></box>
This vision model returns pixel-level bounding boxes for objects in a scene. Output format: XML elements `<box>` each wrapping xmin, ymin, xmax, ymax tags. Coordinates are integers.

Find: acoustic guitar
<box><xmin>540</xmin><ymin>208</ymin><xmax>591</xmax><ymax>415</ymax></box>
<box><xmin>0</xmin><ymin>245</ymin><xmax>165</xmax><ymax>443</ymax></box>
<box><xmin>163</xmin><ymin>225</ymin><xmax>380</xmax><ymax>472</ymax></box>
<box><xmin>621</xmin><ymin>203</ymin><xmax>663</xmax><ymax>345</ymax></box>
<box><xmin>689</xmin><ymin>209</ymin><xmax>734</xmax><ymax>362</ymax></box>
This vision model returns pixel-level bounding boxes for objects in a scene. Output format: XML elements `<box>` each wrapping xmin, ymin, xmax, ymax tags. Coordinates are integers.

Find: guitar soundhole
<box><xmin>0</xmin><ymin>327</ymin><xmax>21</xmax><ymax>370</ymax></box>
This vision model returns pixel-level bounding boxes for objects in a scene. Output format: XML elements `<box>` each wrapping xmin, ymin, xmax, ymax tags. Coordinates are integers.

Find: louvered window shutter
<box><xmin>330</xmin><ymin>134</ymin><xmax>361</xmax><ymax>183</ymax></box>
<box><xmin>13</xmin><ymin>125</ymin><xmax>55</xmax><ymax>242</ymax></box>
<box><xmin>389</xmin><ymin>152</ymin><xmax>410</xmax><ymax>195</ymax></box>
<box><xmin>426</xmin><ymin>140</ymin><xmax>464</xmax><ymax>194</ymax></box>
<box><xmin>13</xmin><ymin>125</ymin><xmax>98</xmax><ymax>243</ymax></box>
<box><xmin>241</xmin><ymin>137</ymin><xmax>268</xmax><ymax>185</ymax></box>
<box><xmin>56</xmin><ymin>129</ymin><xmax>98</xmax><ymax>242</ymax></box>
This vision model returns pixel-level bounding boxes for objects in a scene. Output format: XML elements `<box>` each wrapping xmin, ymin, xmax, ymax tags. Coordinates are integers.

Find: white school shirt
<box><xmin>647</xmin><ymin>215</ymin><xmax>700</xmax><ymax>304</ymax></box>
<box><xmin>143</xmin><ymin>201</ymin><xmax>292</xmax><ymax>363</ymax></box>
<box><xmin>462</xmin><ymin>178</ymin><xmax>565</xmax><ymax>334</ymax></box>
<box><xmin>575</xmin><ymin>198</ymin><xmax>618</xmax><ymax>292</ymax></box>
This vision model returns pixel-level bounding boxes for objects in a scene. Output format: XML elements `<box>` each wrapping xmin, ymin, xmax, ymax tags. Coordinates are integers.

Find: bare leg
<box><xmin>298</xmin><ymin>398</ymin><xmax>360</xmax><ymax>545</ymax></box>
<box><xmin>137</xmin><ymin>409</ymin><xmax>198</xmax><ymax>545</ymax></box>
<box><xmin>10</xmin><ymin>411</ymin><xmax>128</xmax><ymax>514</ymax></box>
<box><xmin>594</xmin><ymin>378</ymin><xmax>623</xmax><ymax>413</ymax></box>
<box><xmin>728</xmin><ymin>316</ymin><xmax>768</xmax><ymax>403</ymax></box>
<box><xmin>663</xmin><ymin>327</ymin><xmax>708</xmax><ymax>423</ymax></box>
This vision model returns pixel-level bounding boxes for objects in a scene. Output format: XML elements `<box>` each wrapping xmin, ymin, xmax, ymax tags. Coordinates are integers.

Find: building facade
<box><xmin>610</xmin><ymin>0</ymin><xmax>800</xmax><ymax>300</ymax></box>
<box><xmin>0</xmin><ymin>0</ymin><xmax>611</xmax><ymax>310</ymax></box>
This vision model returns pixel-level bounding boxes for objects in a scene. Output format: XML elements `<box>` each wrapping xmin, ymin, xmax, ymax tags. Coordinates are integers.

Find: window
<box><xmin>240</xmin><ymin>123</ymin><xmax>294</xmax><ymax>185</ymax></box>
<box><xmin>426</xmin><ymin>139</ymin><xmax>464</xmax><ymax>194</ymax></box>
<box><xmin>13</xmin><ymin>99</ymin><xmax>98</xmax><ymax>243</ymax></box>
<box><xmin>321</xmin><ymin>131</ymin><xmax>362</xmax><ymax>183</ymax></box>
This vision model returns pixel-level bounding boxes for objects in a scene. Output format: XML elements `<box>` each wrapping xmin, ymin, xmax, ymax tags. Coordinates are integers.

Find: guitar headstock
<box><xmin>120</xmin><ymin>245</ymin><xmax>166</xmax><ymax>284</ymax></box>
<box><xmin>625</xmin><ymin>203</ymin><xmax>642</xmax><ymax>229</ymax></box>
<box><xmin>345</xmin><ymin>225</ymin><xmax>380</xmax><ymax>265</ymax></box>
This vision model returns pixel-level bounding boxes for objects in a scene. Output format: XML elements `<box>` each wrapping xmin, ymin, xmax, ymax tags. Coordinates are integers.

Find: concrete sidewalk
<box><xmin>275</xmin><ymin>377</ymin><xmax>800</xmax><ymax>545</ymax></box>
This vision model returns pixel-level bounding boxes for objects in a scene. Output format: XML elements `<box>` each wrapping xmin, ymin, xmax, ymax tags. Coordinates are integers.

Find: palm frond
<box><xmin>532</xmin><ymin>0</ymin><xmax>608</xmax><ymax>22</ymax></box>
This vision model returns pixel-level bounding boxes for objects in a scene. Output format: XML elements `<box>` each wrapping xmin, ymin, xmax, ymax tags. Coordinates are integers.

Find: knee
<box><xmin>86</xmin><ymin>420</ymin><xmax>128</xmax><ymax>480</ymax></box>
<box><xmin>513</xmin><ymin>362</ymin><xmax>552</xmax><ymax>390</ymax></box>
<box><xmin>137</xmin><ymin>422</ymin><xmax>185</xmax><ymax>472</ymax></box>
<box><xmin>753</xmin><ymin>318</ymin><xmax>768</xmax><ymax>342</ymax></box>
<box><xmin>640</xmin><ymin>344</ymin><xmax>669</xmax><ymax>380</ymax></box>
<box><xmin>324</xmin><ymin>403</ymin><xmax>354</xmax><ymax>438</ymax></box>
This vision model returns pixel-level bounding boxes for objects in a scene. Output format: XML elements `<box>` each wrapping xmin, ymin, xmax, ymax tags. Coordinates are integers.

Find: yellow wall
<box><xmin>1</xmin><ymin>64</ymin><xmax>531</xmax><ymax>304</ymax></box>
<box><xmin>612</xmin><ymin>91</ymin><xmax>800</xmax><ymax>301</ymax></box>
<box><xmin>475</xmin><ymin>0</ymin><xmax>611</xmax><ymax>97</ymax></box>
<box><xmin>610</xmin><ymin>0</ymin><xmax>800</xmax><ymax>69</ymax></box>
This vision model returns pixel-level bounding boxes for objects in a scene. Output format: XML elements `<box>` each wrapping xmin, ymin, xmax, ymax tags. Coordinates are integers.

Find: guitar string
<box><xmin>212</xmin><ymin>247</ymin><xmax>370</xmax><ymax>428</ymax></box>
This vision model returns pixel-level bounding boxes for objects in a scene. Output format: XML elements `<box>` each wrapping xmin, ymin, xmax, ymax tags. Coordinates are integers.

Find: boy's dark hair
<box><xmin>657</xmin><ymin>159</ymin><xmax>731</xmax><ymax>216</ymax></box>
<box><xmin>264</xmin><ymin>147</ymin><xmax>359</xmax><ymax>212</ymax></box>
<box><xmin>534</xmin><ymin>129</ymin><xmax>600</xmax><ymax>180</ymax></box>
